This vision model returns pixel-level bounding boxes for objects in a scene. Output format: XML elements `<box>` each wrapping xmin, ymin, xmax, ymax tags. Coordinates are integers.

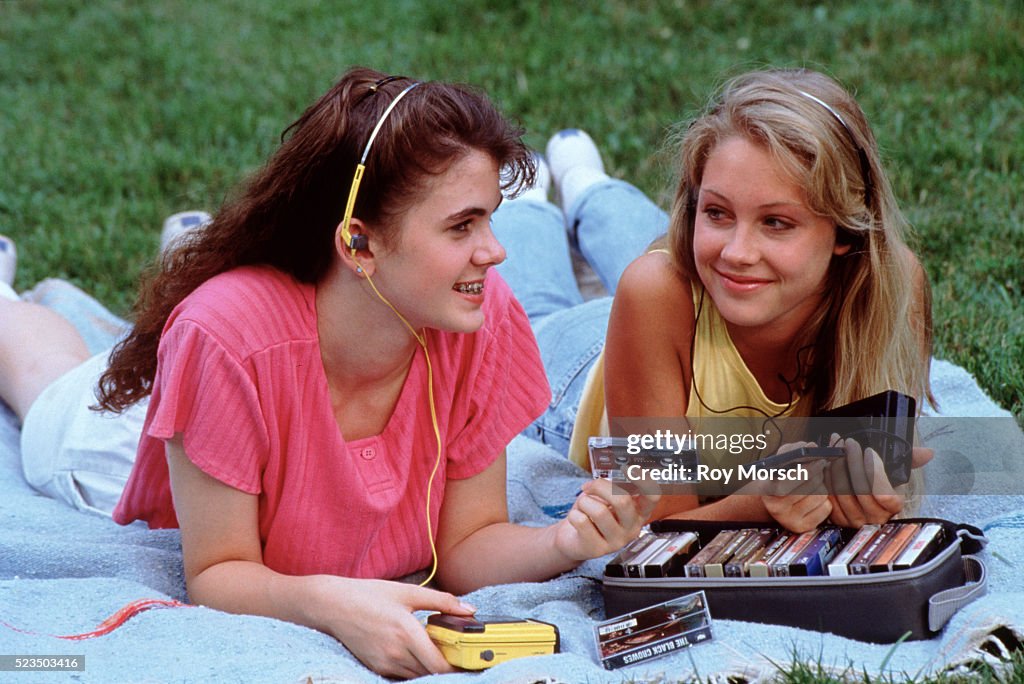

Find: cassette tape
<box><xmin>595</xmin><ymin>591</ymin><xmax>713</xmax><ymax>670</ymax></box>
<box><xmin>588</xmin><ymin>436</ymin><xmax>698</xmax><ymax>485</ymax></box>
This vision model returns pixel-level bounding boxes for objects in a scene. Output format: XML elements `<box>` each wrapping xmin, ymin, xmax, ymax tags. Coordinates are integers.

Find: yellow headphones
<box><xmin>339</xmin><ymin>80</ymin><xmax>420</xmax><ymax>258</ymax></box>
<box><xmin>338</xmin><ymin>79</ymin><xmax>444</xmax><ymax>586</ymax></box>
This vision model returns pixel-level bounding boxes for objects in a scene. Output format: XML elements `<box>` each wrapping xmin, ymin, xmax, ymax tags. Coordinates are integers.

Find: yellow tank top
<box><xmin>567</xmin><ymin>282</ymin><xmax>797</xmax><ymax>470</ymax></box>
<box><xmin>687</xmin><ymin>285</ymin><xmax>795</xmax><ymax>421</ymax></box>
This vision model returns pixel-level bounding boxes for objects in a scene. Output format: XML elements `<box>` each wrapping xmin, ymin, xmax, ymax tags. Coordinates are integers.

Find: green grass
<box><xmin>627</xmin><ymin>640</ymin><xmax>1024</xmax><ymax>682</ymax></box>
<box><xmin>2</xmin><ymin>1</ymin><xmax>1021</xmax><ymax>420</ymax></box>
<box><xmin>1</xmin><ymin>3</ymin><xmax>1022</xmax><ymax>680</ymax></box>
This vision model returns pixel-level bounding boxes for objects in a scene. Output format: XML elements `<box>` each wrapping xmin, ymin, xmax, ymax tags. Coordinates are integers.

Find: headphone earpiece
<box><xmin>340</xmin><ymin>220</ymin><xmax>369</xmax><ymax>257</ymax></box>
<box><xmin>348</xmin><ymin>233</ymin><xmax>368</xmax><ymax>252</ymax></box>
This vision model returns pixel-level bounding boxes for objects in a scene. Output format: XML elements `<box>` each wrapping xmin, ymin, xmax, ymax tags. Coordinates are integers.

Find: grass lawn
<box><xmin>2</xmin><ymin>1</ymin><xmax>1021</xmax><ymax>420</ymax></box>
<box><xmin>1</xmin><ymin>3</ymin><xmax>1022</xmax><ymax>680</ymax></box>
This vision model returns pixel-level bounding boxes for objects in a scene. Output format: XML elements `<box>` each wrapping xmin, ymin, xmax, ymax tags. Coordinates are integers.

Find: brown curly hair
<box><xmin>96</xmin><ymin>66</ymin><xmax>534</xmax><ymax>412</ymax></box>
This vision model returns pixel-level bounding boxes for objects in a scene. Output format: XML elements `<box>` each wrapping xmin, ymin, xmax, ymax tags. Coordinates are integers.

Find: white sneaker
<box><xmin>546</xmin><ymin>129</ymin><xmax>604</xmax><ymax>181</ymax></box>
<box><xmin>545</xmin><ymin>129</ymin><xmax>609</xmax><ymax>209</ymax></box>
<box><xmin>0</xmin><ymin>235</ymin><xmax>17</xmax><ymax>288</ymax></box>
<box><xmin>160</xmin><ymin>211</ymin><xmax>212</xmax><ymax>254</ymax></box>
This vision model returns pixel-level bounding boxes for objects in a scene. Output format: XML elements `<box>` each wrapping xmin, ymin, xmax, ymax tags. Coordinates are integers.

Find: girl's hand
<box><xmin>553</xmin><ymin>478</ymin><xmax>659</xmax><ymax>561</ymax></box>
<box><xmin>825</xmin><ymin>435</ymin><xmax>905</xmax><ymax>528</ymax></box>
<box><xmin>315</xmin><ymin>577</ymin><xmax>473</xmax><ymax>679</ymax></box>
<box><xmin>167</xmin><ymin>437</ymin><xmax>469</xmax><ymax>679</ymax></box>
<box><xmin>758</xmin><ymin>442</ymin><xmax>833</xmax><ymax>533</ymax></box>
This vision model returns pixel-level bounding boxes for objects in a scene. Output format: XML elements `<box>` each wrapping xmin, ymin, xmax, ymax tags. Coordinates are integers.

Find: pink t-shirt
<box><xmin>113</xmin><ymin>266</ymin><xmax>550</xmax><ymax>579</ymax></box>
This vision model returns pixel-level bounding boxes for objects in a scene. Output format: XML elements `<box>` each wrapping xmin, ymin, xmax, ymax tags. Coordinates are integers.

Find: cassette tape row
<box><xmin>606</xmin><ymin>522</ymin><xmax>946</xmax><ymax>579</ymax></box>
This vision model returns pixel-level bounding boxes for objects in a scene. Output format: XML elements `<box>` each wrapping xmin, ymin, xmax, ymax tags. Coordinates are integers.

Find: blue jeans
<box><xmin>493</xmin><ymin>179</ymin><xmax>668</xmax><ymax>455</ymax></box>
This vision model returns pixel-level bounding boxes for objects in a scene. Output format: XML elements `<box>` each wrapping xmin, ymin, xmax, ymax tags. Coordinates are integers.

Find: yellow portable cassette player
<box><xmin>426</xmin><ymin>614</ymin><xmax>560</xmax><ymax>670</ymax></box>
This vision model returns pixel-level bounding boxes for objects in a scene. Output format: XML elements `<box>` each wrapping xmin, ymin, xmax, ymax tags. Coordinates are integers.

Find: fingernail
<box><xmin>459</xmin><ymin>601</ymin><xmax>476</xmax><ymax>613</ymax></box>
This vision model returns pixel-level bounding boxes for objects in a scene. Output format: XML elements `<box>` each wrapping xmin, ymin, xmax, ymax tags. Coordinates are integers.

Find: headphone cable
<box><xmin>358</xmin><ymin>263</ymin><xmax>444</xmax><ymax>586</ymax></box>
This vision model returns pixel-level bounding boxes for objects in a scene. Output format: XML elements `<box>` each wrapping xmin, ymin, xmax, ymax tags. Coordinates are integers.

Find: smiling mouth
<box><xmin>453</xmin><ymin>281</ymin><xmax>484</xmax><ymax>295</ymax></box>
<box><xmin>717</xmin><ymin>270</ymin><xmax>771</xmax><ymax>286</ymax></box>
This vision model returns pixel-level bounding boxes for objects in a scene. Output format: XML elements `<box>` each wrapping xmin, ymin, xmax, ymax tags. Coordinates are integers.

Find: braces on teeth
<box><xmin>455</xmin><ymin>282</ymin><xmax>484</xmax><ymax>295</ymax></box>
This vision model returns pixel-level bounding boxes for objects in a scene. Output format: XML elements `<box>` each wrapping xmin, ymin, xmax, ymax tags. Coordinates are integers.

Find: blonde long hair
<box><xmin>667</xmin><ymin>69</ymin><xmax>932</xmax><ymax>414</ymax></box>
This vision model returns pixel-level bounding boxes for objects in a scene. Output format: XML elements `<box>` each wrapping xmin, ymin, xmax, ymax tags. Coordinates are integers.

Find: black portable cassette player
<box><xmin>814</xmin><ymin>390</ymin><xmax>916</xmax><ymax>486</ymax></box>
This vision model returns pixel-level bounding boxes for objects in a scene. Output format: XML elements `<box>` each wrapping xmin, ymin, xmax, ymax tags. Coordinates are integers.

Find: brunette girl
<box><xmin>0</xmin><ymin>67</ymin><xmax>654</xmax><ymax>678</ymax></box>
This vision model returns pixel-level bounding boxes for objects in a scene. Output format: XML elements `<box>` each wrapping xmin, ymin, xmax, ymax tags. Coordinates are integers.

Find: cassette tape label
<box><xmin>595</xmin><ymin>592</ymin><xmax>713</xmax><ymax>670</ymax></box>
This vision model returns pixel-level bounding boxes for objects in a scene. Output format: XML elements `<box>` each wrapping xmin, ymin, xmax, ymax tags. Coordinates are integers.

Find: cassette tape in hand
<box><xmin>588</xmin><ymin>436</ymin><xmax>698</xmax><ymax>485</ymax></box>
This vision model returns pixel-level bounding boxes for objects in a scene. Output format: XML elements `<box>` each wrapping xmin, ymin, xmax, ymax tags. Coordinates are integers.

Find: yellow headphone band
<box><xmin>340</xmin><ymin>80</ymin><xmax>421</xmax><ymax>255</ymax></box>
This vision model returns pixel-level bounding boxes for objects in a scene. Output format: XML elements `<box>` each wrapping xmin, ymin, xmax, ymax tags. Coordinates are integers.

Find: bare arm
<box><xmin>165</xmin><ymin>437</ymin><xmax>470</xmax><ymax>679</ymax></box>
<box><xmin>604</xmin><ymin>254</ymin><xmax>703</xmax><ymax>520</ymax></box>
<box><xmin>434</xmin><ymin>451</ymin><xmax>656</xmax><ymax>595</ymax></box>
<box><xmin>604</xmin><ymin>252</ymin><xmax>692</xmax><ymax>421</ymax></box>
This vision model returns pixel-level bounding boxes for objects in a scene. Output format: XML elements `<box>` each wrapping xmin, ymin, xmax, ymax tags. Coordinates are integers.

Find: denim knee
<box><xmin>526</xmin><ymin>298</ymin><xmax>612</xmax><ymax>457</ymax></box>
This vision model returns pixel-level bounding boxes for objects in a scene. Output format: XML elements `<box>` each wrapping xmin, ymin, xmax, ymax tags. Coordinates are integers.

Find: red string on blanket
<box><xmin>1</xmin><ymin>598</ymin><xmax>190</xmax><ymax>640</ymax></box>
